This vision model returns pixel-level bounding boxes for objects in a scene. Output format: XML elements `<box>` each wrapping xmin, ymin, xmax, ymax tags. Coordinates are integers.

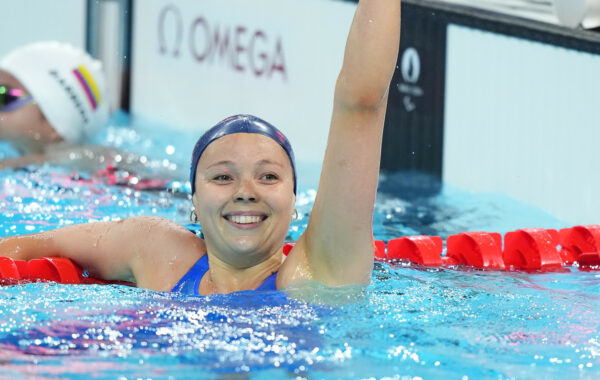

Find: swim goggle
<box><xmin>0</xmin><ymin>85</ymin><xmax>33</xmax><ymax>112</ymax></box>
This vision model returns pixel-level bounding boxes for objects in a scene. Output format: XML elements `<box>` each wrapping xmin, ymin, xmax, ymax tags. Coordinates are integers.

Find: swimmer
<box><xmin>0</xmin><ymin>41</ymin><xmax>110</xmax><ymax>168</ymax></box>
<box><xmin>0</xmin><ymin>0</ymin><xmax>401</xmax><ymax>293</ymax></box>
<box><xmin>0</xmin><ymin>42</ymin><xmax>182</xmax><ymax>181</ymax></box>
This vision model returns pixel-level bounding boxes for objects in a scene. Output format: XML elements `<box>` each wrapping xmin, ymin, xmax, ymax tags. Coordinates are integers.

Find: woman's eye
<box><xmin>213</xmin><ymin>174</ymin><xmax>232</xmax><ymax>182</ymax></box>
<box><xmin>261</xmin><ymin>173</ymin><xmax>279</xmax><ymax>181</ymax></box>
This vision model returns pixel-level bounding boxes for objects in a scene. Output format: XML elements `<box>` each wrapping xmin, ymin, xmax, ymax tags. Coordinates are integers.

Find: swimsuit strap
<box><xmin>171</xmin><ymin>254</ymin><xmax>279</xmax><ymax>295</ymax></box>
<box><xmin>171</xmin><ymin>254</ymin><xmax>209</xmax><ymax>295</ymax></box>
<box><xmin>254</xmin><ymin>271</ymin><xmax>278</xmax><ymax>291</ymax></box>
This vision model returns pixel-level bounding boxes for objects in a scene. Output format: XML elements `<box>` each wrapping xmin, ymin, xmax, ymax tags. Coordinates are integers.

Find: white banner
<box><xmin>131</xmin><ymin>0</ymin><xmax>357</xmax><ymax>173</ymax></box>
<box><xmin>444</xmin><ymin>24</ymin><xmax>600</xmax><ymax>224</ymax></box>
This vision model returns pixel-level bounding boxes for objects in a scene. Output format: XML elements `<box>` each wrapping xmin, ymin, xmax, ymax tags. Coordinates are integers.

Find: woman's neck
<box><xmin>200</xmin><ymin>250</ymin><xmax>284</xmax><ymax>294</ymax></box>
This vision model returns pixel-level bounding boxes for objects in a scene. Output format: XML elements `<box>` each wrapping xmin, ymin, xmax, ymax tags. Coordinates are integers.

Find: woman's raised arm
<box><xmin>286</xmin><ymin>0</ymin><xmax>401</xmax><ymax>286</ymax></box>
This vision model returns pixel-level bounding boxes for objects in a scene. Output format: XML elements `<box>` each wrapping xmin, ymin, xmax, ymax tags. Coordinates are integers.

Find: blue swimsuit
<box><xmin>171</xmin><ymin>254</ymin><xmax>278</xmax><ymax>295</ymax></box>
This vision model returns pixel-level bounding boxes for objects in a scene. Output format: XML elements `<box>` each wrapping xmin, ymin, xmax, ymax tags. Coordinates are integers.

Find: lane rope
<box><xmin>2</xmin><ymin>225</ymin><xmax>598</xmax><ymax>285</ymax></box>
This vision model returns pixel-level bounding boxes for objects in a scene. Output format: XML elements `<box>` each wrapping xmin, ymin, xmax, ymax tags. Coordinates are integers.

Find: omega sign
<box><xmin>158</xmin><ymin>5</ymin><xmax>287</xmax><ymax>80</ymax></box>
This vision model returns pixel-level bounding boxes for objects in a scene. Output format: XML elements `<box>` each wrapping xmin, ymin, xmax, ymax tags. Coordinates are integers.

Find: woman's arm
<box><xmin>0</xmin><ymin>216</ymin><xmax>204</xmax><ymax>290</ymax></box>
<box><xmin>285</xmin><ymin>0</ymin><xmax>401</xmax><ymax>286</ymax></box>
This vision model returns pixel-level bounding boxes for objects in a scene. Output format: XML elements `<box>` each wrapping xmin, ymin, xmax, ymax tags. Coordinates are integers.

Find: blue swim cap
<box><xmin>190</xmin><ymin>115</ymin><xmax>296</xmax><ymax>194</ymax></box>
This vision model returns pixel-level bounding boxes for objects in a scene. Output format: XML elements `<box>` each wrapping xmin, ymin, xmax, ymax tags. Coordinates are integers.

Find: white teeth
<box><xmin>229</xmin><ymin>215</ymin><xmax>262</xmax><ymax>224</ymax></box>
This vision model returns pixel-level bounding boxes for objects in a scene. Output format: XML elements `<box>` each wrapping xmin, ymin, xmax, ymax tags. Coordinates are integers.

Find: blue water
<box><xmin>0</xmin><ymin>115</ymin><xmax>599</xmax><ymax>379</ymax></box>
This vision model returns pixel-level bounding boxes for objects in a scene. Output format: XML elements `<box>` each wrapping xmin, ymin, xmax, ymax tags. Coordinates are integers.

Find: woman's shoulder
<box><xmin>125</xmin><ymin>215</ymin><xmax>190</xmax><ymax>230</ymax></box>
<box><xmin>124</xmin><ymin>216</ymin><xmax>206</xmax><ymax>290</ymax></box>
<box><xmin>119</xmin><ymin>216</ymin><xmax>205</xmax><ymax>251</ymax></box>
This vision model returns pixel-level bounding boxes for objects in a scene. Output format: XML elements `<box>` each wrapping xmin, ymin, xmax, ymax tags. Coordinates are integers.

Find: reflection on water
<box><xmin>0</xmin><ymin>265</ymin><xmax>598</xmax><ymax>379</ymax></box>
<box><xmin>0</xmin><ymin>165</ymin><xmax>190</xmax><ymax>236</ymax></box>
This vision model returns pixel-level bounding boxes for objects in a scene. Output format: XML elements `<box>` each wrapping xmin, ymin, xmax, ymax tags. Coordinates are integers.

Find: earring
<box><xmin>189</xmin><ymin>208</ymin><xmax>198</xmax><ymax>223</ymax></box>
<box><xmin>292</xmin><ymin>209</ymin><xmax>299</xmax><ymax>222</ymax></box>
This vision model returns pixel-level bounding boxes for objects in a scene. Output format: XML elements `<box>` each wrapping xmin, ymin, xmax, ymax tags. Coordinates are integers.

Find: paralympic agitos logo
<box><xmin>158</xmin><ymin>5</ymin><xmax>287</xmax><ymax>80</ymax></box>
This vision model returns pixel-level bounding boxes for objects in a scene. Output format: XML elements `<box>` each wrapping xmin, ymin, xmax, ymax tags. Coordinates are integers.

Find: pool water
<box><xmin>0</xmin><ymin>115</ymin><xmax>599</xmax><ymax>379</ymax></box>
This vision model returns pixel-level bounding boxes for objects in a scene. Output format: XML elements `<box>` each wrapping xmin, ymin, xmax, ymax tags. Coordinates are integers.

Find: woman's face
<box><xmin>192</xmin><ymin>133</ymin><xmax>296</xmax><ymax>268</ymax></box>
<box><xmin>0</xmin><ymin>70</ymin><xmax>60</xmax><ymax>142</ymax></box>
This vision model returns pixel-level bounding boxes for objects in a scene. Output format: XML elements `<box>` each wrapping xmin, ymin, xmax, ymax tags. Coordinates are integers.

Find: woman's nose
<box><xmin>234</xmin><ymin>178</ymin><xmax>258</xmax><ymax>202</ymax></box>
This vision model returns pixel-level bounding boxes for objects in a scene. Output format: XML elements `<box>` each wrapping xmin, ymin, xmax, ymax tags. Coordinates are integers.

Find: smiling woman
<box><xmin>183</xmin><ymin>116</ymin><xmax>297</xmax><ymax>294</ymax></box>
<box><xmin>0</xmin><ymin>0</ymin><xmax>401</xmax><ymax>295</ymax></box>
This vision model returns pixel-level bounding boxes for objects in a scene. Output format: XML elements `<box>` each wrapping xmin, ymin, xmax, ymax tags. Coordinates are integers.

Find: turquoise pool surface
<box><xmin>0</xmin><ymin>115</ymin><xmax>598</xmax><ymax>379</ymax></box>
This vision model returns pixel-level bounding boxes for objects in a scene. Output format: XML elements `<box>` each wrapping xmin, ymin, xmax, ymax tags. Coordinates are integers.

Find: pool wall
<box><xmin>382</xmin><ymin>0</ymin><xmax>600</xmax><ymax>224</ymax></box>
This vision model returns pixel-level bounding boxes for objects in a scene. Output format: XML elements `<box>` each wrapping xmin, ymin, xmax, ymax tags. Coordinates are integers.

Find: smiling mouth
<box><xmin>224</xmin><ymin>214</ymin><xmax>268</xmax><ymax>225</ymax></box>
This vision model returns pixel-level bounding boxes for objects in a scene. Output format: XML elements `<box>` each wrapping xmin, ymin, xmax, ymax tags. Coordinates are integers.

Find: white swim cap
<box><xmin>0</xmin><ymin>41</ymin><xmax>109</xmax><ymax>143</ymax></box>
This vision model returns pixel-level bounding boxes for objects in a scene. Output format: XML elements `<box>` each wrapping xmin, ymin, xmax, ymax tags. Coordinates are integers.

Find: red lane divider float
<box><xmin>375</xmin><ymin>240</ymin><xmax>386</xmax><ymax>260</ymax></box>
<box><xmin>0</xmin><ymin>257</ymin><xmax>21</xmax><ymax>280</ymax></box>
<box><xmin>283</xmin><ymin>243</ymin><xmax>295</xmax><ymax>256</ymax></box>
<box><xmin>376</xmin><ymin>225</ymin><xmax>600</xmax><ymax>272</ymax></box>
<box><xmin>388</xmin><ymin>235</ymin><xmax>443</xmax><ymax>266</ymax></box>
<box><xmin>447</xmin><ymin>232</ymin><xmax>504</xmax><ymax>270</ymax></box>
<box><xmin>559</xmin><ymin>225</ymin><xmax>600</xmax><ymax>267</ymax></box>
<box><xmin>1</xmin><ymin>225</ymin><xmax>599</xmax><ymax>286</ymax></box>
<box><xmin>0</xmin><ymin>257</ymin><xmax>133</xmax><ymax>286</ymax></box>
<box><xmin>503</xmin><ymin>229</ymin><xmax>563</xmax><ymax>270</ymax></box>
